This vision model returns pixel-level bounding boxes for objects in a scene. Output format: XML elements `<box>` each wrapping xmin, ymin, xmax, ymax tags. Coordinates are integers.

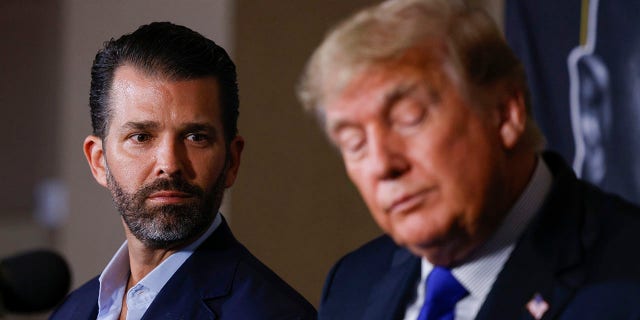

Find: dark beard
<box><xmin>106</xmin><ymin>171</ymin><xmax>226</xmax><ymax>250</ymax></box>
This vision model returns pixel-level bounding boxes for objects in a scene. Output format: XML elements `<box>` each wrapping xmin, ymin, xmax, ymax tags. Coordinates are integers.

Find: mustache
<box><xmin>136</xmin><ymin>178</ymin><xmax>204</xmax><ymax>199</ymax></box>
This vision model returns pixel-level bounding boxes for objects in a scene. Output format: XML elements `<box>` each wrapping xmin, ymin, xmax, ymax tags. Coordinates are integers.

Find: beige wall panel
<box><xmin>234</xmin><ymin>1</ymin><xmax>383</xmax><ymax>306</ymax></box>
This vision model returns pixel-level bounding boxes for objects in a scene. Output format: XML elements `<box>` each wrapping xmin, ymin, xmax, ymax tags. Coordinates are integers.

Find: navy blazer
<box><xmin>318</xmin><ymin>152</ymin><xmax>640</xmax><ymax>320</ymax></box>
<box><xmin>50</xmin><ymin>219</ymin><xmax>316</xmax><ymax>319</ymax></box>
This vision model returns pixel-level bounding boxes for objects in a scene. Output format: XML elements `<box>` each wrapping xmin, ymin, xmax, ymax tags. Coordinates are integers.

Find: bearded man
<box><xmin>50</xmin><ymin>22</ymin><xmax>315</xmax><ymax>320</ymax></box>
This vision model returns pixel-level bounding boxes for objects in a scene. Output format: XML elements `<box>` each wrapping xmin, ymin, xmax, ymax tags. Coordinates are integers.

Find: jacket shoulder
<box><xmin>332</xmin><ymin>235</ymin><xmax>399</xmax><ymax>273</ymax></box>
<box><xmin>318</xmin><ymin>235</ymin><xmax>410</xmax><ymax>319</ymax></box>
<box><xmin>579</xmin><ymin>181</ymin><xmax>640</xmax><ymax>274</ymax></box>
<box><xmin>49</xmin><ymin>276</ymin><xmax>99</xmax><ymax>319</ymax></box>
<box><xmin>322</xmin><ymin>234</ymin><xmax>401</xmax><ymax>302</ymax></box>
<box><xmin>206</xmin><ymin>242</ymin><xmax>317</xmax><ymax>320</ymax></box>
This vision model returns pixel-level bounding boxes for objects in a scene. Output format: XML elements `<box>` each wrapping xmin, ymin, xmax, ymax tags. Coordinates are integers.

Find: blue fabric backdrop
<box><xmin>506</xmin><ymin>0</ymin><xmax>640</xmax><ymax>205</ymax></box>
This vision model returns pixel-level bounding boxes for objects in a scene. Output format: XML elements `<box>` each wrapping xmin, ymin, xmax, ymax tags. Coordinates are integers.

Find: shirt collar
<box><xmin>420</xmin><ymin>156</ymin><xmax>553</xmax><ymax>300</ymax></box>
<box><xmin>97</xmin><ymin>213</ymin><xmax>222</xmax><ymax>318</ymax></box>
<box><xmin>136</xmin><ymin>213</ymin><xmax>221</xmax><ymax>293</ymax></box>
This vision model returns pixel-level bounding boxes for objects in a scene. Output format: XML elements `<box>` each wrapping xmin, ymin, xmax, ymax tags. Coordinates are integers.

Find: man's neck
<box><xmin>442</xmin><ymin>151</ymin><xmax>539</xmax><ymax>267</ymax></box>
<box><xmin>120</xmin><ymin>217</ymin><xmax>213</xmax><ymax>289</ymax></box>
<box><xmin>124</xmin><ymin>232</ymin><xmax>179</xmax><ymax>290</ymax></box>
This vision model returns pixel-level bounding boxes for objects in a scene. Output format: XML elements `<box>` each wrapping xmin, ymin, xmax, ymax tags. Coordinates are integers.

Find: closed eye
<box><xmin>390</xmin><ymin>101</ymin><xmax>426</xmax><ymax>129</ymax></box>
<box><xmin>335</xmin><ymin>126</ymin><xmax>366</xmax><ymax>156</ymax></box>
<box><xmin>386</xmin><ymin>80</ymin><xmax>436</xmax><ymax>131</ymax></box>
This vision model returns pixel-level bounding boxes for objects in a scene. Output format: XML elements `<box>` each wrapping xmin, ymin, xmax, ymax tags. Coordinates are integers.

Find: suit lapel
<box><xmin>476</xmin><ymin>153</ymin><xmax>591</xmax><ymax>320</ymax></box>
<box><xmin>362</xmin><ymin>247</ymin><xmax>421</xmax><ymax>320</ymax></box>
<box><xmin>68</xmin><ymin>278</ymin><xmax>100</xmax><ymax>319</ymax></box>
<box><xmin>141</xmin><ymin>218</ymin><xmax>241</xmax><ymax>320</ymax></box>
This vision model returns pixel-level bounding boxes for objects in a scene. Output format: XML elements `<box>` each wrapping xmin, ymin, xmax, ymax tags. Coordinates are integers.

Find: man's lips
<box><xmin>386</xmin><ymin>189</ymin><xmax>432</xmax><ymax>215</ymax></box>
<box><xmin>147</xmin><ymin>191</ymin><xmax>194</xmax><ymax>203</ymax></box>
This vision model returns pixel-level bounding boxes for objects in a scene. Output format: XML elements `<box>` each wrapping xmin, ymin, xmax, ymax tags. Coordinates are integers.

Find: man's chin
<box><xmin>403</xmin><ymin>238</ymin><xmax>475</xmax><ymax>268</ymax></box>
<box><xmin>146</xmin><ymin>202</ymin><xmax>195</xmax><ymax>212</ymax></box>
<box><xmin>125</xmin><ymin>217</ymin><xmax>206</xmax><ymax>250</ymax></box>
<box><xmin>136</xmin><ymin>231</ymin><xmax>194</xmax><ymax>250</ymax></box>
<box><xmin>390</xmin><ymin>231</ymin><xmax>455</xmax><ymax>266</ymax></box>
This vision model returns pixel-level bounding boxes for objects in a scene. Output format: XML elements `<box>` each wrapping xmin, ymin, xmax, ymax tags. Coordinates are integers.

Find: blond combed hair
<box><xmin>297</xmin><ymin>0</ymin><xmax>544</xmax><ymax>151</ymax></box>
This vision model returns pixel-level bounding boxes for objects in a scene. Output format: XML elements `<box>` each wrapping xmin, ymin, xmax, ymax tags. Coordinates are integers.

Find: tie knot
<box><xmin>418</xmin><ymin>266</ymin><xmax>468</xmax><ymax>320</ymax></box>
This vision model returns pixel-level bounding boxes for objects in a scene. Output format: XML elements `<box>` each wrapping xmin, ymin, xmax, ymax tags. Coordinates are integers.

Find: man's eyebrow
<box><xmin>181</xmin><ymin>122</ymin><xmax>220</xmax><ymax>138</ymax></box>
<box><xmin>182</xmin><ymin>123</ymin><xmax>217</xmax><ymax>132</ymax></box>
<box><xmin>119</xmin><ymin>121</ymin><xmax>219</xmax><ymax>137</ymax></box>
<box><xmin>326</xmin><ymin>118</ymin><xmax>357</xmax><ymax>137</ymax></box>
<box><xmin>384</xmin><ymin>82</ymin><xmax>419</xmax><ymax>107</ymax></box>
<box><xmin>326</xmin><ymin>83</ymin><xmax>420</xmax><ymax>135</ymax></box>
<box><xmin>121</xmin><ymin>121</ymin><xmax>159</xmax><ymax>131</ymax></box>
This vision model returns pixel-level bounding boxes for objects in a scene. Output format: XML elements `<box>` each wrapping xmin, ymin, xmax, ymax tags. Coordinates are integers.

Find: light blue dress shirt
<box><xmin>96</xmin><ymin>213</ymin><xmax>222</xmax><ymax>320</ymax></box>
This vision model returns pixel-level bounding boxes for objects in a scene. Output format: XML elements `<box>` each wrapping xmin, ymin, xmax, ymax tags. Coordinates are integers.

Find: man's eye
<box><xmin>186</xmin><ymin>133</ymin><xmax>209</xmax><ymax>143</ymax></box>
<box><xmin>336</xmin><ymin>128</ymin><xmax>365</xmax><ymax>154</ymax></box>
<box><xmin>390</xmin><ymin>102</ymin><xmax>425</xmax><ymax>128</ymax></box>
<box><xmin>129</xmin><ymin>133</ymin><xmax>151</xmax><ymax>143</ymax></box>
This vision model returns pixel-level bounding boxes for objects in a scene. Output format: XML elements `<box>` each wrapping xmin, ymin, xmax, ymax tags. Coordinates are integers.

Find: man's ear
<box><xmin>84</xmin><ymin>135</ymin><xmax>108</xmax><ymax>187</ymax></box>
<box><xmin>498</xmin><ymin>91</ymin><xmax>527</xmax><ymax>150</ymax></box>
<box><xmin>224</xmin><ymin>135</ymin><xmax>245</xmax><ymax>188</ymax></box>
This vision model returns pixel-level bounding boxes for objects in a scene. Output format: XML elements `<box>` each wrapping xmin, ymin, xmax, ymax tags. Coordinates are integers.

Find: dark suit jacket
<box><xmin>50</xmin><ymin>219</ymin><xmax>317</xmax><ymax>319</ymax></box>
<box><xmin>318</xmin><ymin>152</ymin><xmax>640</xmax><ymax>320</ymax></box>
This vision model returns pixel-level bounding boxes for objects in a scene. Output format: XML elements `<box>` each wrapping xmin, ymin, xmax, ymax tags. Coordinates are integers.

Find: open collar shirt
<box><xmin>96</xmin><ymin>213</ymin><xmax>222</xmax><ymax>320</ymax></box>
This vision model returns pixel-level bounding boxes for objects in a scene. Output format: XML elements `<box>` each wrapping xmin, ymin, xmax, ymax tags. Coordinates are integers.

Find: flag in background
<box><xmin>506</xmin><ymin>0</ymin><xmax>640</xmax><ymax>205</ymax></box>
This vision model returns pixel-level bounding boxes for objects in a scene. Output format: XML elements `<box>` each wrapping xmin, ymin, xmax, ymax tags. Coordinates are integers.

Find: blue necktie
<box><xmin>417</xmin><ymin>266</ymin><xmax>469</xmax><ymax>320</ymax></box>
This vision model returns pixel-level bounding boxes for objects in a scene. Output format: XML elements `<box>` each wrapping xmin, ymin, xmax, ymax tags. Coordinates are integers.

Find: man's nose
<box><xmin>154</xmin><ymin>137</ymin><xmax>186</xmax><ymax>177</ymax></box>
<box><xmin>365</xmin><ymin>130</ymin><xmax>409</xmax><ymax>180</ymax></box>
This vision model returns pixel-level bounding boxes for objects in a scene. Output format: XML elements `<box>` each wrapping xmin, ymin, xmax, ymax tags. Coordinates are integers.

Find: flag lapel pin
<box><xmin>526</xmin><ymin>293</ymin><xmax>549</xmax><ymax>320</ymax></box>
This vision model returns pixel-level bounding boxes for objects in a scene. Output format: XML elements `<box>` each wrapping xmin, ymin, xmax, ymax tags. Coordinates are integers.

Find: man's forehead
<box><xmin>107</xmin><ymin>66</ymin><xmax>222</xmax><ymax>125</ymax></box>
<box><xmin>322</xmin><ymin>45</ymin><xmax>452</xmax><ymax>103</ymax></box>
<box><xmin>325</xmin><ymin>56</ymin><xmax>447</xmax><ymax>105</ymax></box>
<box><xmin>109</xmin><ymin>64</ymin><xmax>183</xmax><ymax>110</ymax></box>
